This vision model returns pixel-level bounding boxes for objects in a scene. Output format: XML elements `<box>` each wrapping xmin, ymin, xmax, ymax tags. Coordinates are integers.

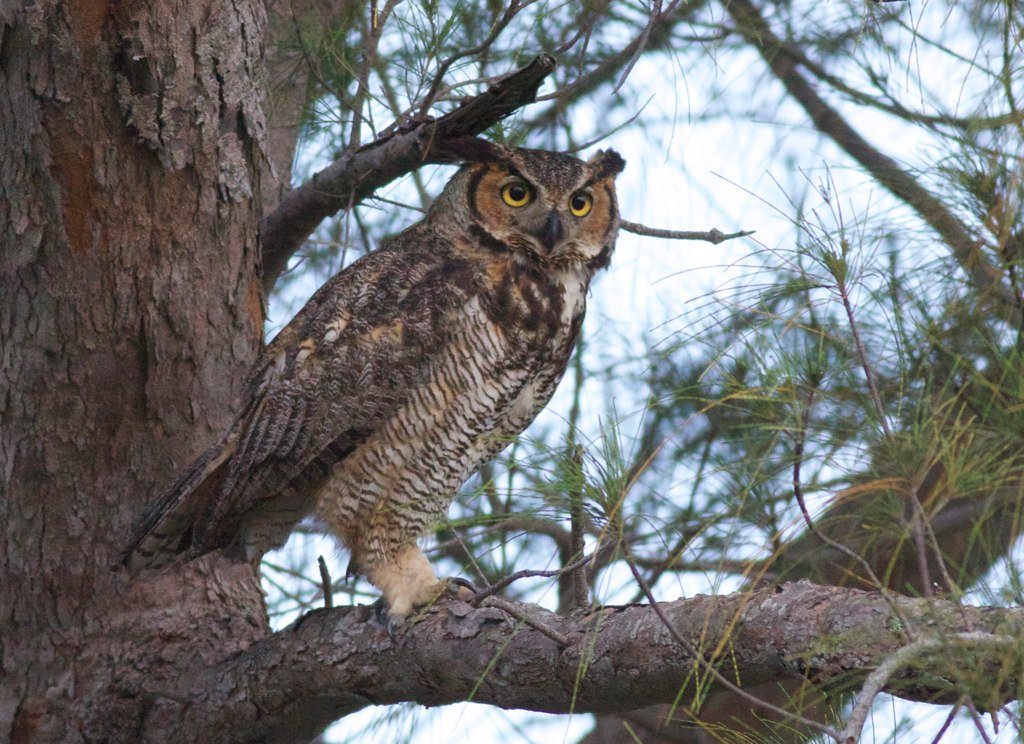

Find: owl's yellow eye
<box><xmin>569</xmin><ymin>192</ymin><xmax>593</xmax><ymax>217</ymax></box>
<box><xmin>501</xmin><ymin>181</ymin><xmax>533</xmax><ymax>208</ymax></box>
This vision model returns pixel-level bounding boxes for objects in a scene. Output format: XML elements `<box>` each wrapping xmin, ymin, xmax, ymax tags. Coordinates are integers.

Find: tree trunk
<box><xmin>1</xmin><ymin>1</ymin><xmax>271</xmax><ymax>739</ymax></box>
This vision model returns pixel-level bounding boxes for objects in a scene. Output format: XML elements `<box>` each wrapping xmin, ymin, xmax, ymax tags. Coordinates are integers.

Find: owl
<box><xmin>124</xmin><ymin>140</ymin><xmax>625</xmax><ymax>619</ymax></box>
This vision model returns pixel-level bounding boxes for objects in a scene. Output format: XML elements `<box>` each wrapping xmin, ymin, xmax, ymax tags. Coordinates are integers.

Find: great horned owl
<box><xmin>125</xmin><ymin>140</ymin><xmax>625</xmax><ymax>618</ymax></box>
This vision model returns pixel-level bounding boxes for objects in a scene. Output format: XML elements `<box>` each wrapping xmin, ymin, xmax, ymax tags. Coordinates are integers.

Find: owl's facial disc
<box><xmin>463</xmin><ymin>151</ymin><xmax>622</xmax><ymax>267</ymax></box>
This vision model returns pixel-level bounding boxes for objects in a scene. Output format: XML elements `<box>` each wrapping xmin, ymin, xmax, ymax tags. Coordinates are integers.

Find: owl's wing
<box><xmin>124</xmin><ymin>233</ymin><xmax>477</xmax><ymax>568</ymax></box>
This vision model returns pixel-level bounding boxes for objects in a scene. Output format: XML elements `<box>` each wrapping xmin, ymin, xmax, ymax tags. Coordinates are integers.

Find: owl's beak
<box><xmin>535</xmin><ymin>211</ymin><xmax>565</xmax><ymax>253</ymax></box>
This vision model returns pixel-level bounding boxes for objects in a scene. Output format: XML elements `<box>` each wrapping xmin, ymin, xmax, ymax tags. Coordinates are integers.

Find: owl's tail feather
<box><xmin>121</xmin><ymin>433</ymin><xmax>238</xmax><ymax>572</ymax></box>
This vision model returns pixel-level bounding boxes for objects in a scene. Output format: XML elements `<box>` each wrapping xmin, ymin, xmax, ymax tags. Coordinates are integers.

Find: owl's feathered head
<box><xmin>431</xmin><ymin>138</ymin><xmax>626</xmax><ymax>273</ymax></box>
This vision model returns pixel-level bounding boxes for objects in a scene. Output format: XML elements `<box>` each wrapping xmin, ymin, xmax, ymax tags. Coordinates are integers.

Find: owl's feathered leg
<box><xmin>366</xmin><ymin>543</ymin><xmax>443</xmax><ymax>619</ymax></box>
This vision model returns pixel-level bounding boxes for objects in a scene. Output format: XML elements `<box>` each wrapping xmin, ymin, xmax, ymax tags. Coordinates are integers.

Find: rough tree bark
<box><xmin>1</xmin><ymin>0</ymin><xmax>269</xmax><ymax>740</ymax></box>
<box><xmin>2</xmin><ymin>2</ymin><xmax>1021</xmax><ymax>743</ymax></box>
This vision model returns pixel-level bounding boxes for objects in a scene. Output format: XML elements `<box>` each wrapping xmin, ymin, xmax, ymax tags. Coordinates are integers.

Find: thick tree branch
<box><xmin>724</xmin><ymin>0</ymin><xmax>1023</xmax><ymax>326</ymax></box>
<box><xmin>258</xmin><ymin>54</ymin><xmax>557</xmax><ymax>293</ymax></box>
<box><xmin>163</xmin><ymin>581</ymin><xmax>1024</xmax><ymax>742</ymax></box>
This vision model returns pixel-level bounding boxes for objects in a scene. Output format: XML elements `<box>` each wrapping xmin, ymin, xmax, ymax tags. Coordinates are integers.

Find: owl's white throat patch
<box><xmin>554</xmin><ymin>270</ymin><xmax>588</xmax><ymax>326</ymax></box>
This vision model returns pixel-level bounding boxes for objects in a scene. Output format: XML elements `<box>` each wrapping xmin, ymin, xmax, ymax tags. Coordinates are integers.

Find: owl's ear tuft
<box><xmin>432</xmin><ymin>136</ymin><xmax>512</xmax><ymax>165</ymax></box>
<box><xmin>587</xmin><ymin>149</ymin><xmax>626</xmax><ymax>181</ymax></box>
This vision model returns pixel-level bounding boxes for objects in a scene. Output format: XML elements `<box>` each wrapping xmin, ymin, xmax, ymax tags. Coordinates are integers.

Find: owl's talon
<box><xmin>444</xmin><ymin>576</ymin><xmax>479</xmax><ymax>600</ymax></box>
<box><xmin>373</xmin><ymin>597</ymin><xmax>387</xmax><ymax>624</ymax></box>
<box><xmin>385</xmin><ymin>614</ymin><xmax>405</xmax><ymax>642</ymax></box>
<box><xmin>372</xmin><ymin>598</ymin><xmax>405</xmax><ymax>641</ymax></box>
<box><xmin>447</xmin><ymin>576</ymin><xmax>477</xmax><ymax>591</ymax></box>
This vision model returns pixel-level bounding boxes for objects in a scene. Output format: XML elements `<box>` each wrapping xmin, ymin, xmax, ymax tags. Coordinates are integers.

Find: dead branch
<box><xmin>620</xmin><ymin>220</ymin><xmax>754</xmax><ymax>244</ymax></box>
<box><xmin>259</xmin><ymin>54</ymin><xmax>557</xmax><ymax>293</ymax></box>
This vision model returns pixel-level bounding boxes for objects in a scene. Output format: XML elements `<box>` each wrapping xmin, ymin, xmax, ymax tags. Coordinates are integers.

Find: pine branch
<box><xmin>724</xmin><ymin>0</ymin><xmax>1022</xmax><ymax>326</ymax></box>
<box><xmin>169</xmin><ymin>582</ymin><xmax>1024</xmax><ymax>742</ymax></box>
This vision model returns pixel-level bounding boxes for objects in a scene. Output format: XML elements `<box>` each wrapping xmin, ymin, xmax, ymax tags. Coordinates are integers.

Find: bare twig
<box><xmin>630</xmin><ymin>555</ymin><xmax>762</xmax><ymax>577</ymax></box>
<box><xmin>472</xmin><ymin>553</ymin><xmax>594</xmax><ymax>603</ymax></box>
<box><xmin>964</xmin><ymin>697</ymin><xmax>997</xmax><ymax>744</ymax></box>
<box><xmin>909</xmin><ymin>504</ymin><xmax>934</xmax><ymax>597</ymax></box>
<box><xmin>348</xmin><ymin>0</ymin><xmax>401</xmax><ymax>148</ymax></box>
<box><xmin>480</xmin><ymin>595</ymin><xmax>569</xmax><ymax>645</ymax></box>
<box><xmin>835</xmin><ymin>273</ymin><xmax>892</xmax><ymax>437</ymax></box>
<box><xmin>620</xmin><ymin>220</ymin><xmax>754</xmax><ymax>244</ymax></box>
<box><xmin>929</xmin><ymin>701</ymin><xmax>963</xmax><ymax>744</ymax></box>
<box><xmin>534</xmin><ymin>0</ymin><xmax>687</xmax><ymax>115</ymax></box>
<box><xmin>917</xmin><ymin>492</ymin><xmax>961</xmax><ymax>598</ymax></box>
<box><xmin>612</xmin><ymin>0</ymin><xmax>663</xmax><ymax>93</ymax></box>
<box><xmin>317</xmin><ymin>556</ymin><xmax>333</xmax><ymax>609</ymax></box>
<box><xmin>627</xmin><ymin>434</ymin><xmax>714</xmax><ymax>603</ymax></box>
<box><xmin>566</xmin><ymin>101</ymin><xmax>650</xmax><ymax>155</ymax></box>
<box><xmin>430</xmin><ymin>514</ymin><xmax>574</xmax><ymax>555</ymax></box>
<box><xmin>416</xmin><ymin>0</ymin><xmax>532</xmax><ymax>118</ymax></box>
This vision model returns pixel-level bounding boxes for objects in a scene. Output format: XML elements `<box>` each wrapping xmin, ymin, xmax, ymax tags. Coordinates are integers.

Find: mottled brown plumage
<box><xmin>125</xmin><ymin>142</ymin><xmax>625</xmax><ymax>617</ymax></box>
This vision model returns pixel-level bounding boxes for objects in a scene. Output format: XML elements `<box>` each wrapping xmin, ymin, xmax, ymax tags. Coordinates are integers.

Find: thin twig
<box><xmin>613</xmin><ymin>0</ymin><xmax>663</xmax><ymax>93</ymax></box>
<box><xmin>964</xmin><ymin>696</ymin><xmax>997</xmax><ymax>744</ymax></box>
<box><xmin>627</xmin><ymin>433</ymin><xmax>713</xmax><ymax>603</ymax></box>
<box><xmin>348</xmin><ymin>0</ymin><xmax>401</xmax><ymax>149</ymax></box>
<box><xmin>416</xmin><ymin>0</ymin><xmax>531</xmax><ymax>118</ymax></box>
<box><xmin>909</xmin><ymin>504</ymin><xmax>934</xmax><ymax>597</ymax></box>
<box><xmin>317</xmin><ymin>556</ymin><xmax>334</xmax><ymax>609</ymax></box>
<box><xmin>620</xmin><ymin>220</ymin><xmax>754</xmax><ymax>244</ymax></box>
<box><xmin>472</xmin><ymin>554</ymin><xmax>595</xmax><ymax>603</ymax></box>
<box><xmin>566</xmin><ymin>101</ymin><xmax>650</xmax><ymax>155</ymax></box>
<box><xmin>629</xmin><ymin>554</ymin><xmax>759</xmax><ymax>577</ymax></box>
<box><xmin>918</xmin><ymin>494</ymin><xmax>961</xmax><ymax>598</ymax></box>
<box><xmin>836</xmin><ymin>274</ymin><xmax>892</xmax><ymax>438</ymax></box>
<box><xmin>534</xmin><ymin>1</ymin><xmax>683</xmax><ymax>110</ymax></box>
<box><xmin>446</xmin><ymin>521</ymin><xmax>489</xmax><ymax>586</ymax></box>
<box><xmin>929</xmin><ymin>701</ymin><xmax>963</xmax><ymax>744</ymax></box>
<box><xmin>365</xmin><ymin>194</ymin><xmax>427</xmax><ymax>213</ymax></box>
<box><xmin>552</xmin><ymin>0</ymin><xmax>603</xmax><ymax>55</ymax></box>
<box><xmin>428</xmin><ymin>513</ymin><xmax>573</xmax><ymax>556</ymax></box>
<box><xmin>479</xmin><ymin>596</ymin><xmax>569</xmax><ymax>645</ymax></box>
